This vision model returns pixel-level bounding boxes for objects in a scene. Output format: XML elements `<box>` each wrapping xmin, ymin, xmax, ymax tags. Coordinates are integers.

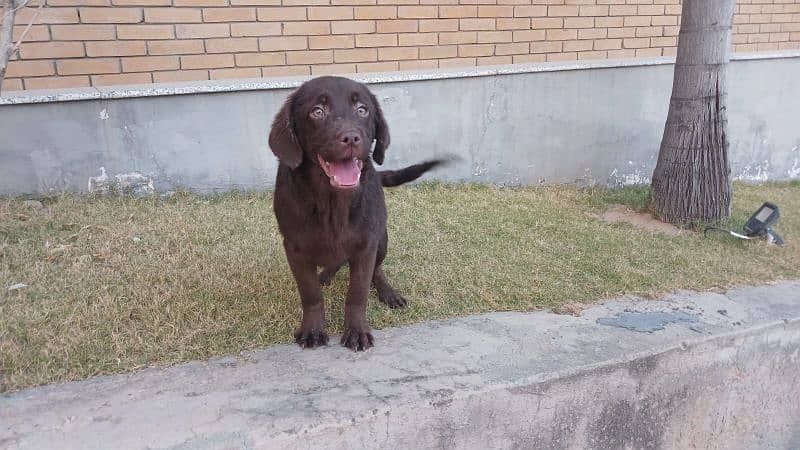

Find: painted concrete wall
<box><xmin>1</xmin><ymin>54</ymin><xmax>798</xmax><ymax>195</ymax></box>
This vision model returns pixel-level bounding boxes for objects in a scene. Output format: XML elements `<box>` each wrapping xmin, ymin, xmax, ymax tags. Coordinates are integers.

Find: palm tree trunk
<box><xmin>651</xmin><ymin>0</ymin><xmax>736</xmax><ymax>224</ymax></box>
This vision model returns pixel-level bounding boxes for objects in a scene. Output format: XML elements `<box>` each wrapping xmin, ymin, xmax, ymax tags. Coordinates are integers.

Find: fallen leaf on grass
<box><xmin>7</xmin><ymin>283</ymin><xmax>28</xmax><ymax>292</ymax></box>
<box><xmin>45</xmin><ymin>244</ymin><xmax>75</xmax><ymax>261</ymax></box>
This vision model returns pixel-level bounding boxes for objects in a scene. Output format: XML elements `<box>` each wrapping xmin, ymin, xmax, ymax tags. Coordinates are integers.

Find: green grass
<box><xmin>1</xmin><ymin>182</ymin><xmax>799</xmax><ymax>392</ymax></box>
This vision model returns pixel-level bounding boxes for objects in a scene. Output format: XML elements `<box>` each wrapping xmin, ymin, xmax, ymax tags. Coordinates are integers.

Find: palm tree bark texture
<box><xmin>651</xmin><ymin>0</ymin><xmax>736</xmax><ymax>225</ymax></box>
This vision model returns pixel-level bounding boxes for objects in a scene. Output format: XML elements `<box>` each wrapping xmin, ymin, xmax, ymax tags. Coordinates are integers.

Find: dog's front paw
<box><xmin>340</xmin><ymin>327</ymin><xmax>374</xmax><ymax>351</ymax></box>
<box><xmin>294</xmin><ymin>327</ymin><xmax>329</xmax><ymax>349</ymax></box>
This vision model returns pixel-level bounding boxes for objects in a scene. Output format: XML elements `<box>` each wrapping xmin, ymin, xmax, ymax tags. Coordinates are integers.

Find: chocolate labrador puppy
<box><xmin>269</xmin><ymin>76</ymin><xmax>444</xmax><ymax>351</ymax></box>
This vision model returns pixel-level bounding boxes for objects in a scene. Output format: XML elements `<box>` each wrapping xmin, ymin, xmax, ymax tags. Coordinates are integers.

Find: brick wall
<box><xmin>3</xmin><ymin>0</ymin><xmax>800</xmax><ymax>91</ymax></box>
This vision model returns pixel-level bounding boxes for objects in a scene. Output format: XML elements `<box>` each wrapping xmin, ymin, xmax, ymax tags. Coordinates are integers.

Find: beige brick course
<box><xmin>331</xmin><ymin>20</ymin><xmax>375</xmax><ymax>34</ymax></box>
<box><xmin>176</xmin><ymin>24</ymin><xmax>231</xmax><ymax>39</ymax></box>
<box><xmin>57</xmin><ymin>57</ymin><xmax>120</xmax><ymax>75</ymax></box>
<box><xmin>12</xmin><ymin>25</ymin><xmax>50</xmax><ymax>42</ymax></box>
<box><xmin>181</xmin><ymin>53</ymin><xmax>235</xmax><ymax>69</ymax></box>
<box><xmin>205</xmin><ymin>37</ymin><xmax>259</xmax><ymax>52</ymax></box>
<box><xmin>144</xmin><ymin>8</ymin><xmax>203</xmax><ymax>23</ymax></box>
<box><xmin>259</xmin><ymin>36</ymin><xmax>308</xmax><ymax>51</ymax></box>
<box><xmin>203</xmin><ymin>8</ymin><xmax>257</xmax><ymax>22</ymax></box>
<box><xmin>25</xmin><ymin>75</ymin><xmax>90</xmax><ymax>89</ymax></box>
<box><xmin>117</xmin><ymin>24</ymin><xmax>175</xmax><ymax>39</ymax></box>
<box><xmin>148</xmin><ymin>40</ymin><xmax>205</xmax><ymax>55</ymax></box>
<box><xmin>91</xmin><ymin>72</ymin><xmax>152</xmax><ymax>85</ymax></box>
<box><xmin>285</xmin><ymin>21</ymin><xmax>332</xmax><ymax>35</ymax></box>
<box><xmin>377</xmin><ymin>19</ymin><xmax>418</xmax><ymax>32</ymax></box>
<box><xmin>210</xmin><ymin>67</ymin><xmax>262</xmax><ymax>79</ymax></box>
<box><xmin>153</xmin><ymin>70</ymin><xmax>209</xmax><ymax>82</ymax></box>
<box><xmin>86</xmin><ymin>40</ymin><xmax>147</xmax><ymax>56</ymax></box>
<box><xmin>78</xmin><ymin>7</ymin><xmax>143</xmax><ymax>23</ymax></box>
<box><xmin>2</xmin><ymin>78</ymin><xmax>24</xmax><ymax>91</ymax></box>
<box><xmin>6</xmin><ymin>0</ymin><xmax>800</xmax><ymax>90</ymax></box>
<box><xmin>257</xmin><ymin>7</ymin><xmax>307</xmax><ymax>21</ymax></box>
<box><xmin>51</xmin><ymin>25</ymin><xmax>115</xmax><ymax>41</ymax></box>
<box><xmin>231</xmin><ymin>22</ymin><xmax>282</xmax><ymax>36</ymax></box>
<box><xmin>235</xmin><ymin>51</ymin><xmax>285</xmax><ymax>66</ymax></box>
<box><xmin>287</xmin><ymin>49</ymin><xmax>335</xmax><ymax>64</ymax></box>
<box><xmin>20</xmin><ymin>42</ymin><xmax>85</xmax><ymax>59</ymax></box>
<box><xmin>309</xmin><ymin>35</ymin><xmax>356</xmax><ymax>48</ymax></box>
<box><xmin>6</xmin><ymin>60</ymin><xmax>56</xmax><ymax>78</ymax></box>
<box><xmin>121</xmin><ymin>55</ymin><xmax>179</xmax><ymax>71</ymax></box>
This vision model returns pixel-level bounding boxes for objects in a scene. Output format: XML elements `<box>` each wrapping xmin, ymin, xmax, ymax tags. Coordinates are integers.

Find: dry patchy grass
<box><xmin>1</xmin><ymin>182</ymin><xmax>799</xmax><ymax>392</ymax></box>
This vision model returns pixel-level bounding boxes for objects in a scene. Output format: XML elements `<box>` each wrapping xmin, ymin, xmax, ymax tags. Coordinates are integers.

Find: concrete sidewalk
<box><xmin>2</xmin><ymin>281</ymin><xmax>799</xmax><ymax>449</ymax></box>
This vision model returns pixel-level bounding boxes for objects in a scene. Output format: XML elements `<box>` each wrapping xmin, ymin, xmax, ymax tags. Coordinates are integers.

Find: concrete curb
<box><xmin>2</xmin><ymin>281</ymin><xmax>799</xmax><ymax>449</ymax></box>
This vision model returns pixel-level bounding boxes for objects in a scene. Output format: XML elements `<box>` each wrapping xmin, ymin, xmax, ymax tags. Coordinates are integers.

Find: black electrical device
<box><xmin>704</xmin><ymin>202</ymin><xmax>785</xmax><ymax>246</ymax></box>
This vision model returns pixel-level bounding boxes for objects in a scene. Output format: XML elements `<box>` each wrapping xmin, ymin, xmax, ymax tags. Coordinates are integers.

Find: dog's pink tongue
<box><xmin>329</xmin><ymin>159</ymin><xmax>361</xmax><ymax>187</ymax></box>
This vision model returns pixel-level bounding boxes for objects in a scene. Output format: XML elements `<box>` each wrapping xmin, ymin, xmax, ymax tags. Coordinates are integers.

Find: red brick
<box><xmin>16</xmin><ymin>7</ymin><xmax>79</xmax><ymax>24</ymax></box>
<box><xmin>51</xmin><ymin>25</ymin><xmax>115</xmax><ymax>40</ymax></box>
<box><xmin>153</xmin><ymin>70</ymin><xmax>209</xmax><ymax>82</ymax></box>
<box><xmin>376</xmin><ymin>19</ymin><xmax>418</xmax><ymax>33</ymax></box>
<box><xmin>78</xmin><ymin>7</ymin><xmax>143</xmax><ymax>23</ymax></box>
<box><xmin>24</xmin><ymin>75</ymin><xmax>90</xmax><ymax>89</ymax></box>
<box><xmin>176</xmin><ymin>24</ymin><xmax>231</xmax><ymax>38</ymax></box>
<box><xmin>12</xmin><ymin>25</ymin><xmax>50</xmax><ymax>42</ymax></box>
<box><xmin>257</xmin><ymin>7</ymin><xmax>307</xmax><ymax>21</ymax></box>
<box><xmin>86</xmin><ymin>41</ymin><xmax>147</xmax><ymax>56</ymax></box>
<box><xmin>235</xmin><ymin>52</ymin><xmax>285</xmax><ymax>66</ymax></box>
<box><xmin>144</xmin><ymin>8</ymin><xmax>203</xmax><ymax>22</ymax></box>
<box><xmin>5</xmin><ymin>60</ymin><xmax>55</xmax><ymax>77</ymax></box>
<box><xmin>117</xmin><ymin>25</ymin><xmax>175</xmax><ymax>39</ymax></box>
<box><xmin>308</xmin><ymin>6</ymin><xmax>355</xmax><ymax>20</ymax></box>
<box><xmin>287</xmin><ymin>49</ymin><xmax>335</xmax><ymax>64</ymax></box>
<box><xmin>231</xmin><ymin>22</ymin><xmax>282</xmax><ymax>36</ymax></box>
<box><xmin>259</xmin><ymin>36</ymin><xmax>308</xmax><ymax>51</ymax></box>
<box><xmin>19</xmin><ymin>42</ymin><xmax>85</xmax><ymax>59</ymax></box>
<box><xmin>333</xmin><ymin>48</ymin><xmax>376</xmax><ymax>62</ymax></box>
<box><xmin>57</xmin><ymin>58</ymin><xmax>120</xmax><ymax>75</ymax></box>
<box><xmin>355</xmin><ymin>33</ymin><xmax>398</xmax><ymax>47</ymax></box>
<box><xmin>309</xmin><ymin>35</ymin><xmax>356</xmax><ymax>48</ymax></box>
<box><xmin>180</xmin><ymin>53</ymin><xmax>236</xmax><ymax>69</ymax></box>
<box><xmin>210</xmin><ymin>67</ymin><xmax>262</xmax><ymax>79</ymax></box>
<box><xmin>147</xmin><ymin>40</ymin><xmax>205</xmax><ymax>55</ymax></box>
<box><xmin>122</xmin><ymin>55</ymin><xmax>179</xmax><ymax>71</ymax></box>
<box><xmin>205</xmin><ymin>37</ymin><xmax>259</xmax><ymax>52</ymax></box>
<box><xmin>91</xmin><ymin>72</ymin><xmax>152</xmax><ymax>85</ymax></box>
<box><xmin>203</xmin><ymin>7</ymin><xmax>257</xmax><ymax>22</ymax></box>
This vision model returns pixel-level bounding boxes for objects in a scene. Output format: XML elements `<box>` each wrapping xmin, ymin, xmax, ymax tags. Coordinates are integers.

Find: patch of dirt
<box><xmin>599</xmin><ymin>204</ymin><xmax>683</xmax><ymax>236</ymax></box>
<box><xmin>552</xmin><ymin>302</ymin><xmax>584</xmax><ymax>316</ymax></box>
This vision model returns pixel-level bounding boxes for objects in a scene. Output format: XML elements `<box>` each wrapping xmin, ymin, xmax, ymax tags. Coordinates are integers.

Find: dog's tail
<box><xmin>379</xmin><ymin>158</ymin><xmax>453</xmax><ymax>187</ymax></box>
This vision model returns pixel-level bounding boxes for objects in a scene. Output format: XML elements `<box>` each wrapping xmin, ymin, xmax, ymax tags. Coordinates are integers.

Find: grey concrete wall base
<box><xmin>2</xmin><ymin>281</ymin><xmax>799</xmax><ymax>449</ymax></box>
<box><xmin>1</xmin><ymin>54</ymin><xmax>800</xmax><ymax>195</ymax></box>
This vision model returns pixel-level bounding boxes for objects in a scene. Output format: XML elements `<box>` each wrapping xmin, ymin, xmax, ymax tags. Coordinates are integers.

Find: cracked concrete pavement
<box><xmin>2</xmin><ymin>281</ymin><xmax>799</xmax><ymax>449</ymax></box>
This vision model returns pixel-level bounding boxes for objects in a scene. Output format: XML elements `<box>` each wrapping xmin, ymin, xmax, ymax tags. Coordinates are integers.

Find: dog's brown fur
<box><xmin>269</xmin><ymin>76</ymin><xmax>443</xmax><ymax>351</ymax></box>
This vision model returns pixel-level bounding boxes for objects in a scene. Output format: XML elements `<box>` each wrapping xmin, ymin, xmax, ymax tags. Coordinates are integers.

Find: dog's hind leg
<box><xmin>372</xmin><ymin>231</ymin><xmax>408</xmax><ymax>309</ymax></box>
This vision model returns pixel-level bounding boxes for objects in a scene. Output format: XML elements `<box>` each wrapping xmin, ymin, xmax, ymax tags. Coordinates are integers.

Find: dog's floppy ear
<box><xmin>268</xmin><ymin>93</ymin><xmax>303</xmax><ymax>169</ymax></box>
<box><xmin>368</xmin><ymin>91</ymin><xmax>390</xmax><ymax>165</ymax></box>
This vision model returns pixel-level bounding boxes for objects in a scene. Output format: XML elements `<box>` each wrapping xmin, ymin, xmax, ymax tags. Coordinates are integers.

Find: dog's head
<box><xmin>268</xmin><ymin>76</ymin><xmax>390</xmax><ymax>190</ymax></box>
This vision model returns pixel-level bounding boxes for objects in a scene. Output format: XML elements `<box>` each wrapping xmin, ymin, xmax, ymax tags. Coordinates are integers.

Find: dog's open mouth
<box><xmin>318</xmin><ymin>155</ymin><xmax>364</xmax><ymax>189</ymax></box>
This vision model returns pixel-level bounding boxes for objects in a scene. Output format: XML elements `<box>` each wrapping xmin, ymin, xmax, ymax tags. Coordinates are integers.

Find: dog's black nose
<box><xmin>340</xmin><ymin>131</ymin><xmax>361</xmax><ymax>146</ymax></box>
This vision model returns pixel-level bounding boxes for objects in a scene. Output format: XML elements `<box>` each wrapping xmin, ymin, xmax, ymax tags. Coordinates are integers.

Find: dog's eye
<box><xmin>310</xmin><ymin>106</ymin><xmax>325</xmax><ymax>119</ymax></box>
<box><xmin>356</xmin><ymin>105</ymin><xmax>368</xmax><ymax>117</ymax></box>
